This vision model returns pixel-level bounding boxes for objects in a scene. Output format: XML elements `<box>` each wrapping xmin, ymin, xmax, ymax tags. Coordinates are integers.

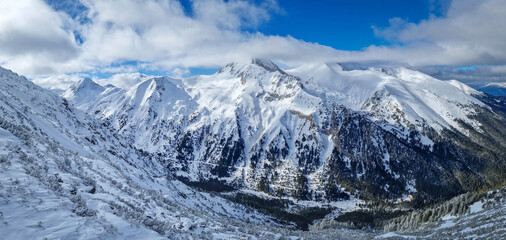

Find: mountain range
<box><xmin>0</xmin><ymin>59</ymin><xmax>505</xmax><ymax>239</ymax></box>
<box><xmin>64</xmin><ymin>58</ymin><xmax>506</xmax><ymax>204</ymax></box>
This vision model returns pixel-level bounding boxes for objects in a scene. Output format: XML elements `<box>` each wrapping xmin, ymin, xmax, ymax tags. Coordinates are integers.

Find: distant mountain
<box><xmin>62</xmin><ymin>77</ymin><xmax>122</xmax><ymax>110</ymax></box>
<box><xmin>64</xmin><ymin>59</ymin><xmax>506</xmax><ymax>204</ymax></box>
<box><xmin>476</xmin><ymin>84</ymin><xmax>506</xmax><ymax>96</ymax></box>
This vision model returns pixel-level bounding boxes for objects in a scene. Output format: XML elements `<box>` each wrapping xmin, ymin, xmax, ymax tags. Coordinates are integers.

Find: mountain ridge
<box><xmin>0</xmin><ymin>65</ymin><xmax>297</xmax><ymax>239</ymax></box>
<box><xmin>1</xmin><ymin>63</ymin><xmax>505</xmax><ymax>238</ymax></box>
<box><xmin>61</xmin><ymin>60</ymin><xmax>506</xmax><ymax>204</ymax></box>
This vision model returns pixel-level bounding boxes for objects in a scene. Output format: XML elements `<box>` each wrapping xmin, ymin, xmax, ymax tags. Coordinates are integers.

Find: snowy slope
<box><xmin>447</xmin><ymin>79</ymin><xmax>483</xmax><ymax>96</ymax></box>
<box><xmin>0</xmin><ymin>66</ymin><xmax>318</xmax><ymax>239</ymax></box>
<box><xmin>288</xmin><ymin>63</ymin><xmax>486</xmax><ymax>133</ymax></box>
<box><xmin>65</xmin><ymin>76</ymin><xmax>197</xmax><ymax>153</ymax></box>
<box><xmin>377</xmin><ymin>187</ymin><xmax>506</xmax><ymax>239</ymax></box>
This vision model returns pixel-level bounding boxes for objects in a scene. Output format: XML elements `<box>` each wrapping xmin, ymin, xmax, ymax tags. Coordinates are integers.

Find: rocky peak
<box><xmin>218</xmin><ymin>58</ymin><xmax>285</xmax><ymax>77</ymax></box>
<box><xmin>250</xmin><ymin>58</ymin><xmax>282</xmax><ymax>72</ymax></box>
<box><xmin>75</xmin><ymin>78</ymin><xmax>103</xmax><ymax>91</ymax></box>
<box><xmin>62</xmin><ymin>78</ymin><xmax>105</xmax><ymax>105</ymax></box>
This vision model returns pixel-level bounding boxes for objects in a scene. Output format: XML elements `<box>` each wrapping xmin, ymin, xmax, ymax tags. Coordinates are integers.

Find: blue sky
<box><xmin>259</xmin><ymin>0</ymin><xmax>435</xmax><ymax>50</ymax></box>
<box><xmin>179</xmin><ymin>0</ymin><xmax>441</xmax><ymax>51</ymax></box>
<box><xmin>0</xmin><ymin>0</ymin><xmax>505</xmax><ymax>95</ymax></box>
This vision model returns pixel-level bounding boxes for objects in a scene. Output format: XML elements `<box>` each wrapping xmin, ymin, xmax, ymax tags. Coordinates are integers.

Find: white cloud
<box><xmin>94</xmin><ymin>72</ymin><xmax>154</xmax><ymax>89</ymax></box>
<box><xmin>1</xmin><ymin>0</ymin><xmax>506</xmax><ymax>91</ymax></box>
<box><xmin>361</xmin><ymin>0</ymin><xmax>506</xmax><ymax>66</ymax></box>
<box><xmin>191</xmin><ymin>0</ymin><xmax>278</xmax><ymax>30</ymax></box>
<box><xmin>169</xmin><ymin>68</ymin><xmax>190</xmax><ymax>79</ymax></box>
<box><xmin>0</xmin><ymin>0</ymin><xmax>80</xmax><ymax>75</ymax></box>
<box><xmin>416</xmin><ymin>65</ymin><xmax>506</xmax><ymax>88</ymax></box>
<box><xmin>76</xmin><ymin>0</ymin><xmax>334</xmax><ymax>70</ymax></box>
<box><xmin>32</xmin><ymin>74</ymin><xmax>84</xmax><ymax>91</ymax></box>
<box><xmin>32</xmin><ymin>72</ymin><xmax>155</xmax><ymax>91</ymax></box>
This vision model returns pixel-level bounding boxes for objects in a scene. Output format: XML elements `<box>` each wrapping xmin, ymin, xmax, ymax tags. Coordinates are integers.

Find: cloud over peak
<box><xmin>1</xmin><ymin>0</ymin><xmax>505</xmax><ymax>91</ymax></box>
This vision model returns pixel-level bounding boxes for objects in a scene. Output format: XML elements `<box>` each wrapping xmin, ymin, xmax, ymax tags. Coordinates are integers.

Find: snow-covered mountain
<box><xmin>289</xmin><ymin>63</ymin><xmax>486</xmax><ymax>132</ymax></box>
<box><xmin>63</xmin><ymin>59</ymin><xmax>506</xmax><ymax>204</ymax></box>
<box><xmin>0</xmin><ymin>66</ymin><xmax>313</xmax><ymax>239</ymax></box>
<box><xmin>65</xmin><ymin>76</ymin><xmax>196</xmax><ymax>153</ymax></box>
<box><xmin>2</xmin><ymin>60</ymin><xmax>505</xmax><ymax>238</ymax></box>
<box><xmin>62</xmin><ymin>78</ymin><xmax>123</xmax><ymax>111</ymax></box>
